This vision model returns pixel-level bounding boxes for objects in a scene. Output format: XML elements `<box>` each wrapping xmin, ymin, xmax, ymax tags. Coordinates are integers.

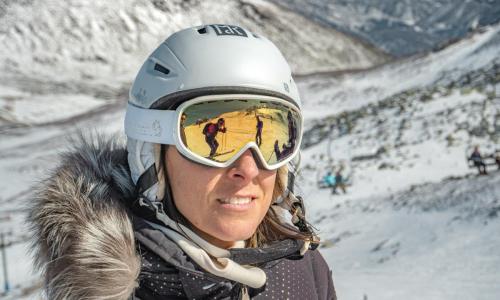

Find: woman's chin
<box><xmin>206</xmin><ymin>220</ymin><xmax>260</xmax><ymax>246</ymax></box>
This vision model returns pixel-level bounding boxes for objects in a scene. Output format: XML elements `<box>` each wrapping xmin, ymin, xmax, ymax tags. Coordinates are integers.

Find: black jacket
<box><xmin>28</xmin><ymin>137</ymin><xmax>336</xmax><ymax>300</ymax></box>
<box><xmin>132</xmin><ymin>216</ymin><xmax>336</xmax><ymax>299</ymax></box>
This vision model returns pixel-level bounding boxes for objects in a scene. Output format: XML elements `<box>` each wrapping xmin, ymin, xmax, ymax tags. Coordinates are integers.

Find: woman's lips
<box><xmin>217</xmin><ymin>196</ymin><xmax>256</xmax><ymax>211</ymax></box>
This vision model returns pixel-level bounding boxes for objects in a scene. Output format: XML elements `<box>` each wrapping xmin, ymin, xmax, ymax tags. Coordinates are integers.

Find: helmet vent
<box><xmin>154</xmin><ymin>63</ymin><xmax>170</xmax><ymax>75</ymax></box>
<box><xmin>197</xmin><ymin>27</ymin><xmax>208</xmax><ymax>34</ymax></box>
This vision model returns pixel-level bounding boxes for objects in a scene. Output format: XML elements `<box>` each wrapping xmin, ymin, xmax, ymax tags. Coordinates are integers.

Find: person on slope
<box><xmin>255</xmin><ymin>115</ymin><xmax>263</xmax><ymax>146</ymax></box>
<box><xmin>29</xmin><ymin>24</ymin><xmax>336</xmax><ymax>300</ymax></box>
<box><xmin>323</xmin><ymin>171</ymin><xmax>335</xmax><ymax>188</ymax></box>
<box><xmin>332</xmin><ymin>169</ymin><xmax>347</xmax><ymax>194</ymax></box>
<box><xmin>203</xmin><ymin>117</ymin><xmax>227</xmax><ymax>157</ymax></box>
<box><xmin>469</xmin><ymin>146</ymin><xmax>487</xmax><ymax>175</ymax></box>
<box><xmin>287</xmin><ymin>110</ymin><xmax>297</xmax><ymax>148</ymax></box>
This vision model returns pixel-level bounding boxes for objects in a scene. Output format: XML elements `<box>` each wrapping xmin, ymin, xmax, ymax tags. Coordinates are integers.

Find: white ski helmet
<box><xmin>126</xmin><ymin>24</ymin><xmax>301</xmax><ymax>202</ymax></box>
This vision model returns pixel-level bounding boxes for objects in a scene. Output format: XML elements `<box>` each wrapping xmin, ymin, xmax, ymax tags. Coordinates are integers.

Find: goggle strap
<box><xmin>135</xmin><ymin>163</ymin><xmax>158</xmax><ymax>197</ymax></box>
<box><xmin>125</xmin><ymin>104</ymin><xmax>177</xmax><ymax>145</ymax></box>
<box><xmin>287</xmin><ymin>171</ymin><xmax>295</xmax><ymax>194</ymax></box>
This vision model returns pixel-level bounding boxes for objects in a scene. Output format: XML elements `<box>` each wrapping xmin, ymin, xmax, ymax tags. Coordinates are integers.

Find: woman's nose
<box><xmin>226</xmin><ymin>150</ymin><xmax>260</xmax><ymax>183</ymax></box>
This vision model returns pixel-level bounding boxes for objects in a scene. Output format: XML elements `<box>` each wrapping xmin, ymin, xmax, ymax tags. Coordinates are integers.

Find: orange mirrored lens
<box><xmin>179</xmin><ymin>99</ymin><xmax>300</xmax><ymax>165</ymax></box>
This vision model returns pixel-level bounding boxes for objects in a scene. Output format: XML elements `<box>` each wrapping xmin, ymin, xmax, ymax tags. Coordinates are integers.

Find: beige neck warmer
<box><xmin>148</xmin><ymin>211</ymin><xmax>267</xmax><ymax>289</ymax></box>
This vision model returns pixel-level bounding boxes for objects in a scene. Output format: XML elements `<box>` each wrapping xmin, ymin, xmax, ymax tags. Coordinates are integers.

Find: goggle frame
<box><xmin>125</xmin><ymin>94</ymin><xmax>303</xmax><ymax>170</ymax></box>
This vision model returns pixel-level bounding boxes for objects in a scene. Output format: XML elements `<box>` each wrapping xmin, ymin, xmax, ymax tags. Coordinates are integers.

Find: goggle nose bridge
<box><xmin>249</xmin><ymin>147</ymin><xmax>268</xmax><ymax>170</ymax></box>
<box><xmin>224</xmin><ymin>143</ymin><xmax>272</xmax><ymax>170</ymax></box>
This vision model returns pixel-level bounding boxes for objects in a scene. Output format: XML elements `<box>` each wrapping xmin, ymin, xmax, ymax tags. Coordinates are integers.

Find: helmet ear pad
<box><xmin>126</xmin><ymin>140</ymin><xmax>171</xmax><ymax>206</ymax></box>
<box><xmin>157</xmin><ymin>145</ymin><xmax>190</xmax><ymax>225</ymax></box>
<box><xmin>127</xmin><ymin>139</ymin><xmax>159</xmax><ymax>201</ymax></box>
<box><xmin>127</xmin><ymin>140</ymin><xmax>190</xmax><ymax>225</ymax></box>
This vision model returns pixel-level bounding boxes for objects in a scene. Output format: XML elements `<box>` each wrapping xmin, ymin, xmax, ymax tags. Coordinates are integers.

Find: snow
<box><xmin>0</xmin><ymin>2</ymin><xmax>499</xmax><ymax>299</ymax></box>
<box><xmin>270</xmin><ymin>0</ymin><xmax>500</xmax><ymax>57</ymax></box>
<box><xmin>0</xmin><ymin>0</ymin><xmax>386</xmax><ymax>85</ymax></box>
<box><xmin>298</xmin><ymin>23</ymin><xmax>500</xmax><ymax>121</ymax></box>
<box><xmin>305</xmin><ymin>172</ymin><xmax>500</xmax><ymax>300</ymax></box>
<box><xmin>0</xmin><ymin>93</ymin><xmax>106</xmax><ymax>125</ymax></box>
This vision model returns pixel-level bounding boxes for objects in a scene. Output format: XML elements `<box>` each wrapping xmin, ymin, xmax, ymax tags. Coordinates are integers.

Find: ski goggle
<box><xmin>125</xmin><ymin>94</ymin><xmax>303</xmax><ymax>170</ymax></box>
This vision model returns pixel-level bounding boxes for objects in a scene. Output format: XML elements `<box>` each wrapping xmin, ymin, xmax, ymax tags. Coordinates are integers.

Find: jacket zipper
<box><xmin>240</xmin><ymin>285</ymin><xmax>250</xmax><ymax>300</ymax></box>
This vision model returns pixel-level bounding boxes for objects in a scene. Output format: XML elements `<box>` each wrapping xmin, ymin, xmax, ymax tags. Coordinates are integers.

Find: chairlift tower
<box><xmin>0</xmin><ymin>230</ymin><xmax>11</xmax><ymax>294</ymax></box>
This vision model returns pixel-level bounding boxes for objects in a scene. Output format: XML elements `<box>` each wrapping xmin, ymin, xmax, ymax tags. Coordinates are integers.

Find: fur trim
<box><xmin>28</xmin><ymin>133</ymin><xmax>141</xmax><ymax>300</ymax></box>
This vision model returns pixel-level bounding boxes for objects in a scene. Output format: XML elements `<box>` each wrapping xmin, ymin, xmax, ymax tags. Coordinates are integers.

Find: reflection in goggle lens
<box><xmin>180</xmin><ymin>99</ymin><xmax>300</xmax><ymax>165</ymax></box>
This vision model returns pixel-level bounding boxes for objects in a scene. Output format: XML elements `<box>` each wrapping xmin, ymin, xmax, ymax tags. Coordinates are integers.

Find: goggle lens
<box><xmin>180</xmin><ymin>99</ymin><xmax>301</xmax><ymax>167</ymax></box>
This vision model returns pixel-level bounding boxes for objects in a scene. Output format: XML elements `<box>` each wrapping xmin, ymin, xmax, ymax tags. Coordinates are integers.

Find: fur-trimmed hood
<box><xmin>28</xmin><ymin>136</ymin><xmax>141</xmax><ymax>300</ymax></box>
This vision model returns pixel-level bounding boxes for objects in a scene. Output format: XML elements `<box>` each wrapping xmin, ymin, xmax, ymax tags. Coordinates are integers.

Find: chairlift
<box><xmin>465</xmin><ymin>145</ymin><xmax>499</xmax><ymax>169</ymax></box>
<box><xmin>315</xmin><ymin>159</ymin><xmax>354</xmax><ymax>189</ymax></box>
<box><xmin>314</xmin><ymin>122</ymin><xmax>354</xmax><ymax>188</ymax></box>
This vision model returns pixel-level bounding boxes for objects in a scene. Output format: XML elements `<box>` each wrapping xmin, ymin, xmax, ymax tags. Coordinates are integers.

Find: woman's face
<box><xmin>166</xmin><ymin>147</ymin><xmax>277</xmax><ymax>248</ymax></box>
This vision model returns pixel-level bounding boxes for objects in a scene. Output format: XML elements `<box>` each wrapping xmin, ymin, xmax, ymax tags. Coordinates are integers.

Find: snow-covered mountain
<box><xmin>0</xmin><ymin>3</ymin><xmax>499</xmax><ymax>300</ymax></box>
<box><xmin>298</xmin><ymin>23</ymin><xmax>500</xmax><ymax>121</ymax></box>
<box><xmin>297</xmin><ymin>22</ymin><xmax>499</xmax><ymax>203</ymax></box>
<box><xmin>0</xmin><ymin>0</ymin><xmax>387</xmax><ymax>88</ymax></box>
<box><xmin>271</xmin><ymin>0</ymin><xmax>500</xmax><ymax>57</ymax></box>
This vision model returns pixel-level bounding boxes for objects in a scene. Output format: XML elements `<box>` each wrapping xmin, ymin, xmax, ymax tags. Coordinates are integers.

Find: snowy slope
<box><xmin>0</xmin><ymin>0</ymin><xmax>389</xmax><ymax>132</ymax></box>
<box><xmin>304</xmin><ymin>172</ymin><xmax>500</xmax><ymax>300</ymax></box>
<box><xmin>271</xmin><ymin>0</ymin><xmax>500</xmax><ymax>57</ymax></box>
<box><xmin>0</xmin><ymin>0</ymin><xmax>388</xmax><ymax>86</ymax></box>
<box><xmin>298</xmin><ymin>25</ymin><xmax>500</xmax><ymax>201</ymax></box>
<box><xmin>298</xmin><ymin>23</ymin><xmax>500</xmax><ymax>121</ymax></box>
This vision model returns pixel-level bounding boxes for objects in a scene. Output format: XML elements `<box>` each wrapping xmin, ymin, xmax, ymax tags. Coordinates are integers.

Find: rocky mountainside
<box><xmin>0</xmin><ymin>0</ymin><xmax>388</xmax><ymax>88</ymax></box>
<box><xmin>297</xmin><ymin>23</ymin><xmax>500</xmax><ymax>121</ymax></box>
<box><xmin>302</xmin><ymin>61</ymin><xmax>500</xmax><ymax>151</ymax></box>
<box><xmin>271</xmin><ymin>0</ymin><xmax>500</xmax><ymax>57</ymax></box>
<box><xmin>296</xmin><ymin>23</ymin><xmax>500</xmax><ymax>201</ymax></box>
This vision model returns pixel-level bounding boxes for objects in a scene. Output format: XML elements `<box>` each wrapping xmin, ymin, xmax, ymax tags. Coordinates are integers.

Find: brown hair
<box><xmin>246</xmin><ymin>165</ymin><xmax>314</xmax><ymax>247</ymax></box>
<box><xmin>159</xmin><ymin>145</ymin><xmax>314</xmax><ymax>248</ymax></box>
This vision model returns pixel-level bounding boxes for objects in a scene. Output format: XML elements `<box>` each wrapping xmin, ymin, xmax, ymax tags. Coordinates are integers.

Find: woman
<box><xmin>29</xmin><ymin>24</ymin><xmax>336</xmax><ymax>299</ymax></box>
